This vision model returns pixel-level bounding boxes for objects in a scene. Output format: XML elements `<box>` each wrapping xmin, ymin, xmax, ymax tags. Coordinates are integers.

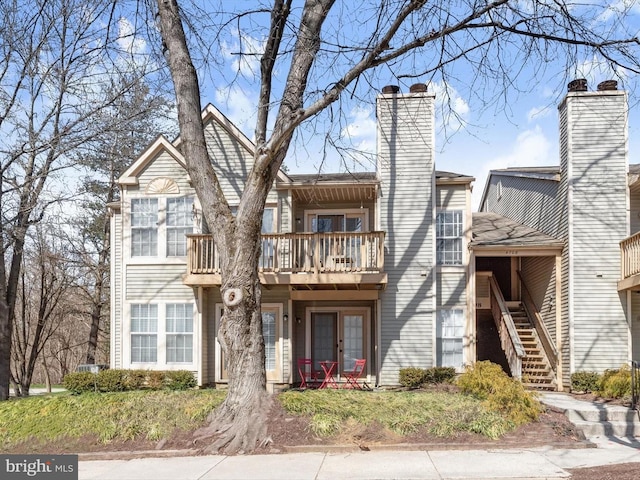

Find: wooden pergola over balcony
<box><xmin>619</xmin><ymin>231</ymin><xmax>640</xmax><ymax>290</ymax></box>
<box><xmin>183</xmin><ymin>231</ymin><xmax>387</xmax><ymax>290</ymax></box>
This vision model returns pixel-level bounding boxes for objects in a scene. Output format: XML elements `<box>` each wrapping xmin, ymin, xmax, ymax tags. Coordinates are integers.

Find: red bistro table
<box><xmin>319</xmin><ymin>360</ymin><xmax>339</xmax><ymax>389</ymax></box>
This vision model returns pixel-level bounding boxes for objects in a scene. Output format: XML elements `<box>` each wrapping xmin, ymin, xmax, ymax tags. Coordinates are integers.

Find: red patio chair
<box><xmin>297</xmin><ymin>358</ymin><xmax>319</xmax><ymax>389</ymax></box>
<box><xmin>342</xmin><ymin>358</ymin><xmax>368</xmax><ymax>390</ymax></box>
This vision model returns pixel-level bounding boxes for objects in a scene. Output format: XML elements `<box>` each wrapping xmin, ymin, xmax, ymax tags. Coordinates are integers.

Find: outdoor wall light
<box><xmin>283</xmin><ymin>314</ymin><xmax>288</xmax><ymax>322</ymax></box>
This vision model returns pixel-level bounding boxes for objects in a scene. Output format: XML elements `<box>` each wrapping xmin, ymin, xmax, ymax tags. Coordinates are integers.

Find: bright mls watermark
<box><xmin>1</xmin><ymin>455</ymin><xmax>78</xmax><ymax>480</ymax></box>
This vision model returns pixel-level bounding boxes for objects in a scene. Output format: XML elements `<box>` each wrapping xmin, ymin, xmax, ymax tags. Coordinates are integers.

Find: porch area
<box><xmin>618</xmin><ymin>231</ymin><xmax>640</xmax><ymax>291</ymax></box>
<box><xmin>183</xmin><ymin>231</ymin><xmax>387</xmax><ymax>289</ymax></box>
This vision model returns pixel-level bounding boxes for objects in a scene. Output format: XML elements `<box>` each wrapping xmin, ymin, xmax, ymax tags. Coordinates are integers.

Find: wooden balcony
<box><xmin>619</xmin><ymin>231</ymin><xmax>640</xmax><ymax>290</ymax></box>
<box><xmin>184</xmin><ymin>231</ymin><xmax>387</xmax><ymax>289</ymax></box>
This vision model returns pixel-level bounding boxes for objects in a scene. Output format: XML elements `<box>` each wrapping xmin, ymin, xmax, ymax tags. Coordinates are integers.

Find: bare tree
<box><xmin>0</xmin><ymin>0</ymin><xmax>164</xmax><ymax>400</ymax></box>
<box><xmin>153</xmin><ymin>0</ymin><xmax>640</xmax><ymax>453</ymax></box>
<box><xmin>71</xmin><ymin>76</ymin><xmax>174</xmax><ymax>365</ymax></box>
<box><xmin>11</xmin><ymin>224</ymin><xmax>72</xmax><ymax>396</ymax></box>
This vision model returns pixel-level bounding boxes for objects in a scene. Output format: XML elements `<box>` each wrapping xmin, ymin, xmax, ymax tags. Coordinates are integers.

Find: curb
<box><xmin>77</xmin><ymin>438</ymin><xmax>595</xmax><ymax>461</ymax></box>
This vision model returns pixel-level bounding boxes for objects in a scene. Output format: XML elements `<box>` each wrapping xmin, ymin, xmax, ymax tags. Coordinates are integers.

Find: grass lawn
<box><xmin>0</xmin><ymin>387</ymin><xmax>526</xmax><ymax>451</ymax></box>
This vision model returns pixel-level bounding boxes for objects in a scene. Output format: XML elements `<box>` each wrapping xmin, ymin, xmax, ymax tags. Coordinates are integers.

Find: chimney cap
<box><xmin>597</xmin><ymin>80</ymin><xmax>618</xmax><ymax>91</ymax></box>
<box><xmin>568</xmin><ymin>79</ymin><xmax>588</xmax><ymax>92</ymax></box>
<box><xmin>409</xmin><ymin>83</ymin><xmax>428</xmax><ymax>93</ymax></box>
<box><xmin>381</xmin><ymin>85</ymin><xmax>400</xmax><ymax>94</ymax></box>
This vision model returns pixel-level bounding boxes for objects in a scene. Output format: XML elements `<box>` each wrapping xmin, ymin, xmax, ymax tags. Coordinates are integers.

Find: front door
<box><xmin>309</xmin><ymin>309</ymin><xmax>368</xmax><ymax>377</ymax></box>
<box><xmin>216</xmin><ymin>304</ymin><xmax>282</xmax><ymax>382</ymax></box>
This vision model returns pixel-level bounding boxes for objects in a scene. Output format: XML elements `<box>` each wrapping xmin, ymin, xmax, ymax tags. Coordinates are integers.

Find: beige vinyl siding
<box><xmin>204</xmin><ymin>120</ymin><xmax>254</xmax><ymax>204</ymax></box>
<box><xmin>520</xmin><ymin>257</ymin><xmax>557</xmax><ymax>340</ymax></box>
<box><xmin>483</xmin><ymin>175</ymin><xmax>560</xmax><ymax>237</ymax></box>
<box><xmin>436</xmin><ymin>185</ymin><xmax>466</xmax><ymax>209</ymax></box>
<box><xmin>278</xmin><ymin>190</ymin><xmax>292</xmax><ymax>233</ymax></box>
<box><xmin>437</xmin><ymin>271</ymin><xmax>466</xmax><ymax>306</ymax></box>
<box><xmin>562</xmin><ymin>91</ymin><xmax>629</xmax><ymax>373</ymax></box>
<box><xmin>630</xmin><ymin>190</ymin><xmax>640</xmax><ymax>235</ymax></box>
<box><xmin>377</xmin><ymin>91</ymin><xmax>435</xmax><ymax>385</ymax></box>
<box><xmin>136</xmin><ymin>151</ymin><xmax>193</xmax><ymax>194</ymax></box>
<box><xmin>126</xmin><ymin>264</ymin><xmax>194</xmax><ymax>300</ymax></box>
<box><xmin>112</xmin><ymin>212</ymin><xmax>123</xmax><ymax>368</ymax></box>
<box><xmin>557</xmin><ymin>103</ymin><xmax>572</xmax><ymax>388</ymax></box>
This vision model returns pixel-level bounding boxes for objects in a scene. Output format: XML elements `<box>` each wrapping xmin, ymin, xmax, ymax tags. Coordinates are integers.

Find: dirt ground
<box><xmin>5</xmin><ymin>390</ymin><xmax>638</xmax><ymax>479</ymax></box>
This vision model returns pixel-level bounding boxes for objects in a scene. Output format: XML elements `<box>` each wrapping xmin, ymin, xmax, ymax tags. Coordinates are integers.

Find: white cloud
<box><xmin>597</xmin><ymin>0</ymin><xmax>640</xmax><ymax>22</ymax></box>
<box><xmin>572</xmin><ymin>54</ymin><xmax>628</xmax><ymax>86</ymax></box>
<box><xmin>117</xmin><ymin>17</ymin><xmax>146</xmax><ymax>55</ymax></box>
<box><xmin>430</xmin><ymin>81</ymin><xmax>470</xmax><ymax>133</ymax></box>
<box><xmin>214</xmin><ymin>85</ymin><xmax>258</xmax><ymax>137</ymax></box>
<box><xmin>221</xmin><ymin>32</ymin><xmax>265</xmax><ymax>79</ymax></box>
<box><xmin>472</xmin><ymin>125</ymin><xmax>553</xmax><ymax>209</ymax></box>
<box><xmin>527</xmin><ymin>105</ymin><xmax>553</xmax><ymax>122</ymax></box>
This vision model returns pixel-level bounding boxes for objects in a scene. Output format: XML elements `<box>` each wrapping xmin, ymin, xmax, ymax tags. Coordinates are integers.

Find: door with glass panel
<box><xmin>310</xmin><ymin>310</ymin><xmax>366</xmax><ymax>376</ymax></box>
<box><xmin>307</xmin><ymin>211</ymin><xmax>366</xmax><ymax>270</ymax></box>
<box><xmin>216</xmin><ymin>305</ymin><xmax>280</xmax><ymax>382</ymax></box>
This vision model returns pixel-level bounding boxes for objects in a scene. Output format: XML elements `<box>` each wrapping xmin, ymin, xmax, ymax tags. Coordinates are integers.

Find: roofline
<box><xmin>276</xmin><ymin>179</ymin><xmax>379</xmax><ymax>190</ymax></box>
<box><xmin>119</xmin><ymin>135</ymin><xmax>186</xmax><ymax>185</ymax></box>
<box><xmin>436</xmin><ymin>176</ymin><xmax>474</xmax><ymax>186</ymax></box>
<box><xmin>174</xmin><ymin>104</ymin><xmax>292</xmax><ymax>183</ymax></box>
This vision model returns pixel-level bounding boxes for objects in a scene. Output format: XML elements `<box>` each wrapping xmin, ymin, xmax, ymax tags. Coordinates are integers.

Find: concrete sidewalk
<box><xmin>78</xmin><ymin>438</ymin><xmax>639</xmax><ymax>480</ymax></box>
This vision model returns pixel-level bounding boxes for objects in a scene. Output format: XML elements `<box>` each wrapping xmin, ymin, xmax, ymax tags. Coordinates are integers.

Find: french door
<box><xmin>308</xmin><ymin>309</ymin><xmax>368</xmax><ymax>376</ymax></box>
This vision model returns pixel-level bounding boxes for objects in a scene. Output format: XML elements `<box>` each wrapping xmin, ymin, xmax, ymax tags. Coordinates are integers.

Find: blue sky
<box><xmin>152</xmin><ymin>1</ymin><xmax>640</xmax><ymax>210</ymax></box>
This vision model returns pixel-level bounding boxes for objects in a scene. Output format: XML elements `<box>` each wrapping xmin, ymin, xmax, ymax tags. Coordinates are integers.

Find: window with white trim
<box><xmin>166</xmin><ymin>197</ymin><xmax>194</xmax><ymax>256</ymax></box>
<box><xmin>131</xmin><ymin>198</ymin><xmax>158</xmax><ymax>256</ymax></box>
<box><xmin>131</xmin><ymin>304</ymin><xmax>158</xmax><ymax>362</ymax></box>
<box><xmin>436</xmin><ymin>210</ymin><xmax>463</xmax><ymax>265</ymax></box>
<box><xmin>262</xmin><ymin>310</ymin><xmax>276</xmax><ymax>371</ymax></box>
<box><xmin>436</xmin><ymin>309</ymin><xmax>464</xmax><ymax>368</ymax></box>
<box><xmin>166</xmin><ymin>304</ymin><xmax>194</xmax><ymax>363</ymax></box>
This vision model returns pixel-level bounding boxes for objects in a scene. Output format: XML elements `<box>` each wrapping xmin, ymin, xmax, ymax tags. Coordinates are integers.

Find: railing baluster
<box><xmin>186</xmin><ymin>231</ymin><xmax>385</xmax><ymax>276</ymax></box>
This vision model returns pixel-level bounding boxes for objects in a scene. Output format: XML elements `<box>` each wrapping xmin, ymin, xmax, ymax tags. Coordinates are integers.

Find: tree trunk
<box><xmin>0</xmin><ymin>297</ymin><xmax>11</xmax><ymax>400</ymax></box>
<box><xmin>194</xmin><ymin>233</ymin><xmax>272</xmax><ymax>453</ymax></box>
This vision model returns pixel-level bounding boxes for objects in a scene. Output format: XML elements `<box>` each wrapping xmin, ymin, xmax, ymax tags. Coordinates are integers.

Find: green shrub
<box><xmin>124</xmin><ymin>370</ymin><xmax>148</xmax><ymax>390</ymax></box>
<box><xmin>165</xmin><ymin>370</ymin><xmax>196</xmax><ymax>390</ymax></box>
<box><xmin>457</xmin><ymin>361</ymin><xmax>541</xmax><ymax>426</ymax></box>
<box><xmin>399</xmin><ymin>368</ymin><xmax>425</xmax><ymax>388</ymax></box>
<box><xmin>599</xmin><ymin>365</ymin><xmax>631</xmax><ymax>399</ymax></box>
<box><xmin>571</xmin><ymin>371</ymin><xmax>601</xmax><ymax>393</ymax></box>
<box><xmin>146</xmin><ymin>371</ymin><xmax>165</xmax><ymax>390</ymax></box>
<box><xmin>63</xmin><ymin>372</ymin><xmax>97</xmax><ymax>394</ymax></box>
<box><xmin>424</xmin><ymin>367</ymin><xmax>456</xmax><ymax>384</ymax></box>
<box><xmin>96</xmin><ymin>369</ymin><xmax>127</xmax><ymax>392</ymax></box>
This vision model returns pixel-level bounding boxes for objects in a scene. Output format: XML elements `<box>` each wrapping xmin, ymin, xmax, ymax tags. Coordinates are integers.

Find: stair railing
<box><xmin>517</xmin><ymin>271</ymin><xmax>559</xmax><ymax>373</ymax></box>
<box><xmin>488</xmin><ymin>274</ymin><xmax>525</xmax><ymax>380</ymax></box>
<box><xmin>632</xmin><ymin>360</ymin><xmax>639</xmax><ymax>413</ymax></box>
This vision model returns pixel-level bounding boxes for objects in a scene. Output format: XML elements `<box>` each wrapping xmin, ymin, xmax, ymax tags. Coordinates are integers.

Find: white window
<box><xmin>436</xmin><ymin>309</ymin><xmax>464</xmax><ymax>368</ymax></box>
<box><xmin>131</xmin><ymin>198</ymin><xmax>158</xmax><ymax>256</ymax></box>
<box><xmin>436</xmin><ymin>210</ymin><xmax>463</xmax><ymax>265</ymax></box>
<box><xmin>262</xmin><ymin>310</ymin><xmax>276</xmax><ymax>371</ymax></box>
<box><xmin>260</xmin><ymin>207</ymin><xmax>276</xmax><ymax>269</ymax></box>
<box><xmin>166</xmin><ymin>197</ymin><xmax>194</xmax><ymax>256</ymax></box>
<box><xmin>166</xmin><ymin>304</ymin><xmax>193</xmax><ymax>363</ymax></box>
<box><xmin>131</xmin><ymin>304</ymin><xmax>158</xmax><ymax>363</ymax></box>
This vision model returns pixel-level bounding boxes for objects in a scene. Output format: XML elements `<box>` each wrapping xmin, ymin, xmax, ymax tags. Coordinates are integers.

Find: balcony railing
<box><xmin>187</xmin><ymin>231</ymin><xmax>385</xmax><ymax>275</ymax></box>
<box><xmin>621</xmin><ymin>231</ymin><xmax>640</xmax><ymax>279</ymax></box>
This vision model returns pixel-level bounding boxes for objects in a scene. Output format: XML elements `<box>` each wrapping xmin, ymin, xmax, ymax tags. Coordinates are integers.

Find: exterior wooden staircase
<box><xmin>509</xmin><ymin>304</ymin><xmax>556</xmax><ymax>391</ymax></box>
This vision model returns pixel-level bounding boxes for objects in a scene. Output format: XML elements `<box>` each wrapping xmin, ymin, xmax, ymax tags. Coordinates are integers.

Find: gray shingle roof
<box><xmin>471</xmin><ymin>212</ymin><xmax>563</xmax><ymax>248</ymax></box>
